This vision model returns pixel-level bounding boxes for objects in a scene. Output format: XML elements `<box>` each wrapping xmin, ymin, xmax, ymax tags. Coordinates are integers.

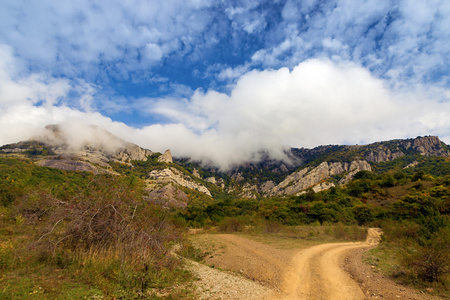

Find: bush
<box><xmin>29</xmin><ymin>177</ymin><xmax>180</xmax><ymax>265</ymax></box>
<box><xmin>352</xmin><ymin>205</ymin><xmax>375</xmax><ymax>225</ymax></box>
<box><xmin>353</xmin><ymin>170</ymin><xmax>377</xmax><ymax>180</ymax></box>
<box><xmin>12</xmin><ymin>175</ymin><xmax>187</xmax><ymax>297</ymax></box>
<box><xmin>218</xmin><ymin>217</ymin><xmax>246</xmax><ymax>233</ymax></box>
<box><xmin>407</xmin><ymin>227</ymin><xmax>450</xmax><ymax>282</ymax></box>
<box><xmin>332</xmin><ymin>223</ymin><xmax>367</xmax><ymax>241</ymax></box>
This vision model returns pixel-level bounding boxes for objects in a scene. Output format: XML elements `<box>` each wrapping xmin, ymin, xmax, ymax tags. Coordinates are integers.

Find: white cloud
<box><xmin>0</xmin><ymin>45</ymin><xmax>120</xmax><ymax>145</ymax></box>
<box><xmin>1</xmin><ymin>1</ymin><xmax>450</xmax><ymax>171</ymax></box>
<box><xmin>0</xmin><ymin>0</ymin><xmax>215</xmax><ymax>79</ymax></box>
<box><xmin>231</xmin><ymin>0</ymin><xmax>450</xmax><ymax>92</ymax></box>
<box><xmin>138</xmin><ymin>59</ymin><xmax>450</xmax><ymax>169</ymax></box>
<box><xmin>1</xmin><ymin>43</ymin><xmax>450</xmax><ymax>170</ymax></box>
<box><xmin>143</xmin><ymin>43</ymin><xmax>163</xmax><ymax>62</ymax></box>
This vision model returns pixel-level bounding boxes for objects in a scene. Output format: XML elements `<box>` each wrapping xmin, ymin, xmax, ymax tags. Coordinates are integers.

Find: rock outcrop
<box><xmin>205</xmin><ymin>177</ymin><xmax>225</xmax><ymax>188</ymax></box>
<box><xmin>260</xmin><ymin>181</ymin><xmax>276</xmax><ymax>193</ymax></box>
<box><xmin>363</xmin><ymin>136</ymin><xmax>449</xmax><ymax>163</ymax></box>
<box><xmin>157</xmin><ymin>149</ymin><xmax>173</xmax><ymax>163</ymax></box>
<box><xmin>338</xmin><ymin>160</ymin><xmax>373</xmax><ymax>185</ymax></box>
<box><xmin>112</xmin><ymin>143</ymin><xmax>153</xmax><ymax>162</ymax></box>
<box><xmin>37</xmin><ymin>159</ymin><xmax>103</xmax><ymax>174</ymax></box>
<box><xmin>32</xmin><ymin>124</ymin><xmax>154</xmax><ymax>165</ymax></box>
<box><xmin>231</xmin><ymin>172</ymin><xmax>245</xmax><ymax>182</ymax></box>
<box><xmin>145</xmin><ymin>184</ymin><xmax>189</xmax><ymax>208</ymax></box>
<box><xmin>192</xmin><ymin>168</ymin><xmax>201</xmax><ymax>178</ymax></box>
<box><xmin>267</xmin><ymin>160</ymin><xmax>371</xmax><ymax>196</ymax></box>
<box><xmin>365</xmin><ymin>149</ymin><xmax>404</xmax><ymax>163</ymax></box>
<box><xmin>411</xmin><ymin>136</ymin><xmax>449</xmax><ymax>156</ymax></box>
<box><xmin>239</xmin><ymin>183</ymin><xmax>258</xmax><ymax>199</ymax></box>
<box><xmin>148</xmin><ymin>167</ymin><xmax>211</xmax><ymax>196</ymax></box>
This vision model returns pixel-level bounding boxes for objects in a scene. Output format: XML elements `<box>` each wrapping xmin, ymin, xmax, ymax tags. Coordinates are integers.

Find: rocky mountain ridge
<box><xmin>1</xmin><ymin>125</ymin><xmax>449</xmax><ymax>204</ymax></box>
<box><xmin>176</xmin><ymin>135</ymin><xmax>450</xmax><ymax>199</ymax></box>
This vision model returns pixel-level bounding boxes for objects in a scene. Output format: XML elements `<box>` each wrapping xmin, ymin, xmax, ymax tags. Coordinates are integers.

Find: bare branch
<box><xmin>36</xmin><ymin>218</ymin><xmax>65</xmax><ymax>244</ymax></box>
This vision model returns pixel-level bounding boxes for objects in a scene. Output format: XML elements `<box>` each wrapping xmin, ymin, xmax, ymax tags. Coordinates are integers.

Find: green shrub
<box><xmin>407</xmin><ymin>227</ymin><xmax>450</xmax><ymax>282</ymax></box>
<box><xmin>218</xmin><ymin>217</ymin><xmax>246</xmax><ymax>233</ymax></box>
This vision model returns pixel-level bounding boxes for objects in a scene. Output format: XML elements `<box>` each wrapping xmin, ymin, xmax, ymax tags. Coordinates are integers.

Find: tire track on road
<box><xmin>270</xmin><ymin>228</ymin><xmax>382</xmax><ymax>300</ymax></box>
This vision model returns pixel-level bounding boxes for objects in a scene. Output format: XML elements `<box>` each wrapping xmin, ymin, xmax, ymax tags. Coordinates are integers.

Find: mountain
<box><xmin>0</xmin><ymin>124</ymin><xmax>212</xmax><ymax>207</ymax></box>
<box><xmin>1</xmin><ymin>124</ymin><xmax>154</xmax><ymax>173</ymax></box>
<box><xmin>175</xmin><ymin>135</ymin><xmax>450</xmax><ymax>199</ymax></box>
<box><xmin>1</xmin><ymin>124</ymin><xmax>449</xmax><ymax>204</ymax></box>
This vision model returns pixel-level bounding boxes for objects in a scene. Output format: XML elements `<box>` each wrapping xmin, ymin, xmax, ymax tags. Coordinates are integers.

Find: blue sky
<box><xmin>0</xmin><ymin>0</ymin><xmax>449</xmax><ymax>169</ymax></box>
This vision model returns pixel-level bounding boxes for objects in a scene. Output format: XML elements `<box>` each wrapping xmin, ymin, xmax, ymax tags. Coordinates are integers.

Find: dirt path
<box><xmin>191</xmin><ymin>229</ymin><xmax>441</xmax><ymax>299</ymax></box>
<box><xmin>269</xmin><ymin>228</ymin><xmax>381</xmax><ymax>300</ymax></box>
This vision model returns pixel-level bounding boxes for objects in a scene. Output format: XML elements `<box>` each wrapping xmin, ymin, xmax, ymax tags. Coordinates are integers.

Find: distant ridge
<box><xmin>1</xmin><ymin>125</ymin><xmax>449</xmax><ymax>200</ymax></box>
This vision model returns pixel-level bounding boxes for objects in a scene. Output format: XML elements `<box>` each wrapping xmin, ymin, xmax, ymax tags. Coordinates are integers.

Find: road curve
<box><xmin>268</xmin><ymin>228</ymin><xmax>382</xmax><ymax>300</ymax></box>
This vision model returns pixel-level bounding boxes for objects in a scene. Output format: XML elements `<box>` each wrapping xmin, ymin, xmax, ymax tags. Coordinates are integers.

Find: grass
<box><xmin>190</xmin><ymin>223</ymin><xmax>368</xmax><ymax>253</ymax></box>
<box><xmin>0</xmin><ymin>176</ymin><xmax>199</xmax><ymax>299</ymax></box>
<box><xmin>214</xmin><ymin>217</ymin><xmax>367</xmax><ymax>243</ymax></box>
<box><xmin>0</xmin><ymin>218</ymin><xmax>197</xmax><ymax>299</ymax></box>
<box><xmin>0</xmin><ymin>265</ymin><xmax>103</xmax><ymax>299</ymax></box>
<box><xmin>364</xmin><ymin>234</ymin><xmax>450</xmax><ymax>298</ymax></box>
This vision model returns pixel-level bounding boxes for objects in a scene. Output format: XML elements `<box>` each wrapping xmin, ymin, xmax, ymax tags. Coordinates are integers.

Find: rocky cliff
<box><xmin>265</xmin><ymin>160</ymin><xmax>371</xmax><ymax>196</ymax></box>
<box><xmin>145</xmin><ymin>184</ymin><xmax>189</xmax><ymax>208</ymax></box>
<box><xmin>362</xmin><ymin>136</ymin><xmax>449</xmax><ymax>163</ymax></box>
<box><xmin>112</xmin><ymin>143</ymin><xmax>153</xmax><ymax>162</ymax></box>
<box><xmin>148</xmin><ymin>167</ymin><xmax>212</xmax><ymax>197</ymax></box>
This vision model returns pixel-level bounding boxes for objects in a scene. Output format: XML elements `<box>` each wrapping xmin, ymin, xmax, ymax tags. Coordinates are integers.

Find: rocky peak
<box><xmin>365</xmin><ymin>149</ymin><xmax>404</xmax><ymax>163</ymax></box>
<box><xmin>34</xmin><ymin>124</ymin><xmax>154</xmax><ymax>163</ymax></box>
<box><xmin>112</xmin><ymin>143</ymin><xmax>153</xmax><ymax>162</ymax></box>
<box><xmin>157</xmin><ymin>149</ymin><xmax>173</xmax><ymax>163</ymax></box>
<box><xmin>192</xmin><ymin>168</ymin><xmax>201</xmax><ymax>178</ymax></box>
<box><xmin>411</xmin><ymin>136</ymin><xmax>449</xmax><ymax>156</ymax></box>
<box><xmin>231</xmin><ymin>172</ymin><xmax>245</xmax><ymax>182</ymax></box>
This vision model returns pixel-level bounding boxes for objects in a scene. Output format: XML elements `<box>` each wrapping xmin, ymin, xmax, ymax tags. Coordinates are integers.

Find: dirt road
<box><xmin>270</xmin><ymin>228</ymin><xmax>381</xmax><ymax>300</ymax></box>
<box><xmin>191</xmin><ymin>228</ymin><xmax>440</xmax><ymax>299</ymax></box>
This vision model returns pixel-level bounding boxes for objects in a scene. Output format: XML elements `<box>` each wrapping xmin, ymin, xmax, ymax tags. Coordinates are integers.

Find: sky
<box><xmin>0</xmin><ymin>0</ymin><xmax>450</xmax><ymax>170</ymax></box>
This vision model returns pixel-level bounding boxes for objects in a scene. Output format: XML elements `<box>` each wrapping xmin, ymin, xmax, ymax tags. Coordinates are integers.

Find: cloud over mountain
<box><xmin>136</xmin><ymin>59</ymin><xmax>450</xmax><ymax>169</ymax></box>
<box><xmin>0</xmin><ymin>1</ymin><xmax>450</xmax><ymax>170</ymax></box>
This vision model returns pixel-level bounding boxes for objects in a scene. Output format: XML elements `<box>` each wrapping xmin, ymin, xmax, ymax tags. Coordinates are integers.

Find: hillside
<box><xmin>2</xmin><ymin>126</ymin><xmax>450</xmax><ymax>206</ymax></box>
<box><xmin>0</xmin><ymin>127</ymin><xmax>449</xmax><ymax>298</ymax></box>
<box><xmin>175</xmin><ymin>135</ymin><xmax>450</xmax><ymax>199</ymax></box>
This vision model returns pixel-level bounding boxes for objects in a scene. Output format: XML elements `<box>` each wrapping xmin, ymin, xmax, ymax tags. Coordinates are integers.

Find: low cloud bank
<box><xmin>1</xmin><ymin>45</ymin><xmax>450</xmax><ymax>170</ymax></box>
<box><xmin>135</xmin><ymin>59</ymin><xmax>450</xmax><ymax>169</ymax></box>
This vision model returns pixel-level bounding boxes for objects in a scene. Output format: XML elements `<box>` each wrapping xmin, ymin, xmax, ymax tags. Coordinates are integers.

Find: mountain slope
<box><xmin>0</xmin><ymin>124</ymin><xmax>213</xmax><ymax>207</ymax></box>
<box><xmin>1</xmin><ymin>125</ymin><xmax>449</xmax><ymax>201</ymax></box>
<box><xmin>175</xmin><ymin>136</ymin><xmax>450</xmax><ymax>198</ymax></box>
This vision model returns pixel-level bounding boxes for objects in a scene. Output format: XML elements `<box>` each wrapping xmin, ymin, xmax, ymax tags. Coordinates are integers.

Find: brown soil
<box><xmin>344</xmin><ymin>247</ymin><xmax>443</xmax><ymax>299</ymax></box>
<box><xmin>189</xmin><ymin>229</ymin><xmax>444</xmax><ymax>300</ymax></box>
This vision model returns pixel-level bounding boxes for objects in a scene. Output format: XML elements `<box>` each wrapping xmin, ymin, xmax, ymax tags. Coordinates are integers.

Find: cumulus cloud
<box><xmin>1</xmin><ymin>42</ymin><xmax>450</xmax><ymax>170</ymax></box>
<box><xmin>3</xmin><ymin>0</ymin><xmax>447</xmax><ymax>92</ymax></box>
<box><xmin>137</xmin><ymin>59</ymin><xmax>450</xmax><ymax>169</ymax></box>
<box><xmin>1</xmin><ymin>1</ymin><xmax>450</xmax><ymax>171</ymax></box>
<box><xmin>231</xmin><ymin>0</ymin><xmax>450</xmax><ymax>91</ymax></box>
<box><xmin>0</xmin><ymin>45</ymin><xmax>126</xmax><ymax>146</ymax></box>
<box><xmin>0</xmin><ymin>0</ymin><xmax>215</xmax><ymax>80</ymax></box>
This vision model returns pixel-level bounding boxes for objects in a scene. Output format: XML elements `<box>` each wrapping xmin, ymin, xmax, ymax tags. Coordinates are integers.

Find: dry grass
<box><xmin>1</xmin><ymin>176</ymin><xmax>196</xmax><ymax>299</ymax></box>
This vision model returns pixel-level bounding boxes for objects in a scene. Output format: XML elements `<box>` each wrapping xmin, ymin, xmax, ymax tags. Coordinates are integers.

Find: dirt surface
<box><xmin>344</xmin><ymin>247</ymin><xmax>443</xmax><ymax>299</ymax></box>
<box><xmin>187</xmin><ymin>259</ymin><xmax>272</xmax><ymax>299</ymax></box>
<box><xmin>190</xmin><ymin>229</ymin><xmax>442</xmax><ymax>300</ymax></box>
<box><xmin>266</xmin><ymin>228</ymin><xmax>381</xmax><ymax>300</ymax></box>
